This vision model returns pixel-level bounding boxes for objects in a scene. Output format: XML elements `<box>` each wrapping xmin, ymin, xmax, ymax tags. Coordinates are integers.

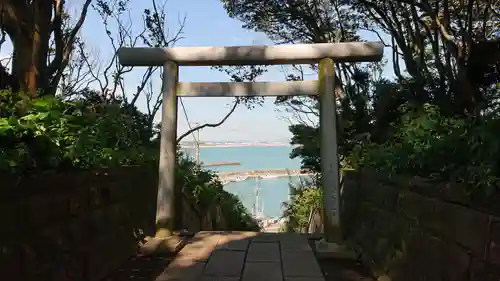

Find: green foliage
<box><xmin>177</xmin><ymin>152</ymin><xmax>259</xmax><ymax>231</ymax></box>
<box><xmin>219</xmin><ymin>192</ymin><xmax>260</xmax><ymax>231</ymax></box>
<box><xmin>282</xmin><ymin>179</ymin><xmax>322</xmax><ymax>232</ymax></box>
<box><xmin>351</xmin><ymin>103</ymin><xmax>500</xmax><ymax>195</ymax></box>
<box><xmin>0</xmin><ymin>90</ymin><xmax>155</xmax><ymax>171</ymax></box>
<box><xmin>286</xmin><ymin>102</ymin><xmax>500</xmax><ymax>231</ymax></box>
<box><xmin>221</xmin><ymin>0</ymin><xmax>500</xmax><ymax>231</ymax></box>
<box><xmin>0</xmin><ymin>89</ymin><xmax>257</xmax><ymax>231</ymax></box>
<box><xmin>288</xmin><ymin>69</ymin><xmax>388</xmax><ymax>174</ymax></box>
<box><xmin>289</xmin><ymin>124</ymin><xmax>320</xmax><ymax>173</ymax></box>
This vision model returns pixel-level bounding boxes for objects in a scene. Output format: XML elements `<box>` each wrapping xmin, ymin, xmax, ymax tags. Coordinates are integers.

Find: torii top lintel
<box><xmin>117</xmin><ymin>41</ymin><xmax>384</xmax><ymax>67</ymax></box>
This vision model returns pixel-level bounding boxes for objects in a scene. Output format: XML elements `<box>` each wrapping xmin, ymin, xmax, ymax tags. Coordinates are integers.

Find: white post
<box><xmin>156</xmin><ymin>61</ymin><xmax>179</xmax><ymax>238</ymax></box>
<box><xmin>318</xmin><ymin>58</ymin><xmax>341</xmax><ymax>242</ymax></box>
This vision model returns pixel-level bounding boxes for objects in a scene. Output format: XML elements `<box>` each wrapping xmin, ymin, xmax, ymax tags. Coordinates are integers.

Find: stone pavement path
<box><xmin>155</xmin><ymin>231</ymin><xmax>326</xmax><ymax>281</ymax></box>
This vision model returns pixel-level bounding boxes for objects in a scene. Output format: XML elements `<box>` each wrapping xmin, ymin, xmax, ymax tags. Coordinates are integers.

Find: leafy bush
<box><xmin>284</xmin><ymin>102</ymin><xmax>500</xmax><ymax>232</ymax></box>
<box><xmin>282</xmin><ymin>179</ymin><xmax>322</xmax><ymax>232</ymax></box>
<box><xmin>0</xmin><ymin>90</ymin><xmax>155</xmax><ymax>171</ymax></box>
<box><xmin>177</xmin><ymin>152</ymin><xmax>259</xmax><ymax>230</ymax></box>
<box><xmin>219</xmin><ymin>192</ymin><xmax>260</xmax><ymax>231</ymax></box>
<box><xmin>351</xmin><ymin>103</ymin><xmax>500</xmax><ymax>195</ymax></box>
<box><xmin>0</xmin><ymin>90</ymin><xmax>258</xmax><ymax>231</ymax></box>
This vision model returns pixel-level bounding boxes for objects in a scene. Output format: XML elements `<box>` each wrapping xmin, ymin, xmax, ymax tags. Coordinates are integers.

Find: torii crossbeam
<box><xmin>118</xmin><ymin>41</ymin><xmax>384</xmax><ymax>243</ymax></box>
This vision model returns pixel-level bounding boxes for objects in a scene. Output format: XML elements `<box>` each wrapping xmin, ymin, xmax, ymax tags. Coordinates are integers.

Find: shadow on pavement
<box><xmin>101</xmin><ymin>231</ymin><xmax>331</xmax><ymax>281</ymax></box>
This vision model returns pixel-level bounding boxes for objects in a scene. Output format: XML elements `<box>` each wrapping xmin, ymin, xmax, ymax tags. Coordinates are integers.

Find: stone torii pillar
<box><xmin>117</xmin><ymin>42</ymin><xmax>383</xmax><ymax>248</ymax></box>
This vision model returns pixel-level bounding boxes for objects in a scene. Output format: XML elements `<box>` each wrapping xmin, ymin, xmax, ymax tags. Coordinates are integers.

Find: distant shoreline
<box><xmin>180</xmin><ymin>143</ymin><xmax>294</xmax><ymax>148</ymax></box>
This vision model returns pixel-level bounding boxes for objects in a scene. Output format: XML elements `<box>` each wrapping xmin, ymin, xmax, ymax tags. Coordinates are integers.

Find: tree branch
<box><xmin>48</xmin><ymin>0</ymin><xmax>93</xmax><ymax>93</ymax></box>
<box><xmin>176</xmin><ymin>100</ymin><xmax>240</xmax><ymax>143</ymax></box>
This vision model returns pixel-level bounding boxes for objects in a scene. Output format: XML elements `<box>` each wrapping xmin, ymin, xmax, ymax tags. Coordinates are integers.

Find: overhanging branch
<box><xmin>176</xmin><ymin>99</ymin><xmax>240</xmax><ymax>143</ymax></box>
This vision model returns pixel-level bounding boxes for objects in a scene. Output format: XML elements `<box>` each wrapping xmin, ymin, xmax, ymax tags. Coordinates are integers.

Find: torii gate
<box><xmin>118</xmin><ymin>42</ymin><xmax>383</xmax><ymax>244</ymax></box>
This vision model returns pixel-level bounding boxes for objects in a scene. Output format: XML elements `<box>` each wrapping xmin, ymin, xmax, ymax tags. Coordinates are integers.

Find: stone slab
<box><xmin>241</xmin><ymin>262</ymin><xmax>283</xmax><ymax>281</ymax></box>
<box><xmin>280</xmin><ymin>234</ymin><xmax>312</xmax><ymax>251</ymax></box>
<box><xmin>247</xmin><ymin>242</ymin><xmax>281</xmax><ymax>262</ymax></box>
<box><xmin>155</xmin><ymin>261</ymin><xmax>205</xmax><ymax>281</ymax></box>
<box><xmin>175</xmin><ymin>242</ymin><xmax>215</xmax><ymax>262</ymax></box>
<box><xmin>175</xmin><ymin>232</ymin><xmax>223</xmax><ymax>262</ymax></box>
<box><xmin>192</xmin><ymin>232</ymin><xmax>226</xmax><ymax>244</ymax></box>
<box><xmin>251</xmin><ymin>232</ymin><xmax>281</xmax><ymax>242</ymax></box>
<box><xmin>216</xmin><ymin>238</ymin><xmax>249</xmax><ymax>251</ymax></box>
<box><xmin>191</xmin><ymin>232</ymin><xmax>225</xmax><ymax>246</ymax></box>
<box><xmin>204</xmin><ymin>250</ymin><xmax>246</xmax><ymax>276</ymax></box>
<box><xmin>282</xmin><ymin>250</ymin><xmax>323</xmax><ymax>277</ymax></box>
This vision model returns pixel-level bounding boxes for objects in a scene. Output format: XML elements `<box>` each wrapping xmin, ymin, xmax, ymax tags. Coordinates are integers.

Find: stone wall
<box><xmin>342</xmin><ymin>171</ymin><xmax>500</xmax><ymax>281</ymax></box>
<box><xmin>0</xmin><ymin>165</ymin><xmax>160</xmax><ymax>281</ymax></box>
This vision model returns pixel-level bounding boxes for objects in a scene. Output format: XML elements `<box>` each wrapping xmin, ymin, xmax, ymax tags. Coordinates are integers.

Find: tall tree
<box><xmin>221</xmin><ymin>0</ymin><xmax>365</xmax><ymax>98</ymax></box>
<box><xmin>0</xmin><ymin>0</ymin><xmax>93</xmax><ymax>96</ymax></box>
<box><xmin>75</xmin><ymin>0</ymin><xmax>185</xmax><ymax>133</ymax></box>
<box><xmin>351</xmin><ymin>0</ymin><xmax>500</xmax><ymax>115</ymax></box>
<box><xmin>219</xmin><ymin>0</ymin><xmax>409</xmax><ymax>175</ymax></box>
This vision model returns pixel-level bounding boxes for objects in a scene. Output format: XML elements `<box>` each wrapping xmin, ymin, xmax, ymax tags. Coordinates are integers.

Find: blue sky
<box><xmin>53</xmin><ymin>1</ymin><xmax>393</xmax><ymax>142</ymax></box>
<box><xmin>77</xmin><ymin>0</ymin><xmax>301</xmax><ymax>142</ymax></box>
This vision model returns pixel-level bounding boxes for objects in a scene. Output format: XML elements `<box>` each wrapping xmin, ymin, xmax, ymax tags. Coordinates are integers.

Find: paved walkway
<box><xmin>155</xmin><ymin>231</ymin><xmax>325</xmax><ymax>281</ymax></box>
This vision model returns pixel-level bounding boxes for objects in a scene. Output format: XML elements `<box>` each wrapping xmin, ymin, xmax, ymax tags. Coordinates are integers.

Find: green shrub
<box><xmin>0</xmin><ymin>90</ymin><xmax>257</xmax><ymax>231</ymax></box>
<box><xmin>282</xmin><ymin>178</ymin><xmax>322</xmax><ymax>232</ymax></box>
<box><xmin>177</xmin><ymin>152</ymin><xmax>259</xmax><ymax>231</ymax></box>
<box><xmin>351</xmin><ymin>103</ymin><xmax>500</xmax><ymax>195</ymax></box>
<box><xmin>0</xmin><ymin>90</ymin><xmax>155</xmax><ymax>171</ymax></box>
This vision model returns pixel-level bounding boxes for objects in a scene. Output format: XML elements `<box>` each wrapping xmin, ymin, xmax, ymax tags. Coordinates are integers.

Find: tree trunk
<box><xmin>8</xmin><ymin>1</ymin><xmax>52</xmax><ymax>96</ymax></box>
<box><xmin>1</xmin><ymin>1</ymin><xmax>59</xmax><ymax>96</ymax></box>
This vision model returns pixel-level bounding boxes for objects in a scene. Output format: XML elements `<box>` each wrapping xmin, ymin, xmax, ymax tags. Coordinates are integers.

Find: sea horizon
<box><xmin>182</xmin><ymin>145</ymin><xmax>306</xmax><ymax>219</ymax></box>
<box><xmin>180</xmin><ymin>141</ymin><xmax>297</xmax><ymax>148</ymax></box>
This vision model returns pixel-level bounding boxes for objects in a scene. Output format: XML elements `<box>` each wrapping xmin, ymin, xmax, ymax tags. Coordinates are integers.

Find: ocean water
<box><xmin>183</xmin><ymin>146</ymin><xmax>307</xmax><ymax>218</ymax></box>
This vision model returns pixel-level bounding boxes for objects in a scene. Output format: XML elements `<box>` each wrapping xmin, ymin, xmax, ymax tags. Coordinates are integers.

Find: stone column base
<box><xmin>139</xmin><ymin>235</ymin><xmax>185</xmax><ymax>256</ymax></box>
